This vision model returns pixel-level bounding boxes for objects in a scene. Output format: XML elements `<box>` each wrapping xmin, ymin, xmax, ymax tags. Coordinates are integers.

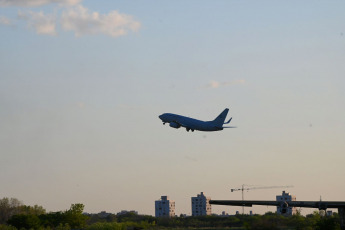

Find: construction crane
<box><xmin>231</xmin><ymin>184</ymin><xmax>294</xmax><ymax>214</ymax></box>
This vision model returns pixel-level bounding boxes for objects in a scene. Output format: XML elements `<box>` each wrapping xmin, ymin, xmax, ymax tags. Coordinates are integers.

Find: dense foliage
<box><xmin>7</xmin><ymin>203</ymin><xmax>88</xmax><ymax>230</ymax></box>
<box><xmin>0</xmin><ymin>198</ymin><xmax>45</xmax><ymax>225</ymax></box>
<box><xmin>0</xmin><ymin>197</ymin><xmax>342</xmax><ymax>230</ymax></box>
<box><xmin>154</xmin><ymin>212</ymin><xmax>340</xmax><ymax>230</ymax></box>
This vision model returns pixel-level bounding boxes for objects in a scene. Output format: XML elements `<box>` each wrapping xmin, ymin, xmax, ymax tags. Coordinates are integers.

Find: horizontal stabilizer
<box><xmin>223</xmin><ymin>126</ymin><xmax>237</xmax><ymax>128</ymax></box>
<box><xmin>224</xmin><ymin>117</ymin><xmax>232</xmax><ymax>124</ymax></box>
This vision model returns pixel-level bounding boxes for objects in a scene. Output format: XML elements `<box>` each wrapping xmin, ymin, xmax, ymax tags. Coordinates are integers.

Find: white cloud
<box><xmin>1</xmin><ymin>2</ymin><xmax>141</xmax><ymax>38</ymax></box>
<box><xmin>205</xmin><ymin>79</ymin><xmax>246</xmax><ymax>89</ymax></box>
<box><xmin>0</xmin><ymin>15</ymin><xmax>12</xmax><ymax>25</ymax></box>
<box><xmin>18</xmin><ymin>10</ymin><xmax>56</xmax><ymax>35</ymax></box>
<box><xmin>0</xmin><ymin>0</ymin><xmax>81</xmax><ymax>7</ymax></box>
<box><xmin>208</xmin><ymin>80</ymin><xmax>220</xmax><ymax>88</ymax></box>
<box><xmin>61</xmin><ymin>5</ymin><xmax>141</xmax><ymax>37</ymax></box>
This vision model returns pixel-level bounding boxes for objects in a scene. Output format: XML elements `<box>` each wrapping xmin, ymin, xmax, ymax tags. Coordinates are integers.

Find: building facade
<box><xmin>276</xmin><ymin>191</ymin><xmax>297</xmax><ymax>216</ymax></box>
<box><xmin>191</xmin><ymin>192</ymin><xmax>212</xmax><ymax>216</ymax></box>
<box><xmin>155</xmin><ymin>196</ymin><xmax>175</xmax><ymax>217</ymax></box>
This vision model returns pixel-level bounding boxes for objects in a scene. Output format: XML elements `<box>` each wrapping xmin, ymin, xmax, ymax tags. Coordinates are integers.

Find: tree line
<box><xmin>0</xmin><ymin>198</ymin><xmax>88</xmax><ymax>229</ymax></box>
<box><xmin>0</xmin><ymin>197</ymin><xmax>341</xmax><ymax>230</ymax></box>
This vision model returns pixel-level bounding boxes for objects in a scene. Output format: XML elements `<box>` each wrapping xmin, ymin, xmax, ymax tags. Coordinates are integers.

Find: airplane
<box><xmin>158</xmin><ymin>108</ymin><xmax>236</xmax><ymax>132</ymax></box>
<box><xmin>210</xmin><ymin>199</ymin><xmax>345</xmax><ymax>230</ymax></box>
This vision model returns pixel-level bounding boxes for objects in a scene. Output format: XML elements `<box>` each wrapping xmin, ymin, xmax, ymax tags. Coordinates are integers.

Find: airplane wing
<box><xmin>211</xmin><ymin>199</ymin><xmax>345</xmax><ymax>230</ymax></box>
<box><xmin>172</xmin><ymin>120</ymin><xmax>192</xmax><ymax>129</ymax></box>
<box><xmin>210</xmin><ymin>200</ymin><xmax>345</xmax><ymax>209</ymax></box>
<box><xmin>210</xmin><ymin>200</ymin><xmax>280</xmax><ymax>207</ymax></box>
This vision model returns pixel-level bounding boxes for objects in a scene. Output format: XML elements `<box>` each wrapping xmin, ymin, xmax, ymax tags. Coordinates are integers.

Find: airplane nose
<box><xmin>159</xmin><ymin>115</ymin><xmax>163</xmax><ymax>120</ymax></box>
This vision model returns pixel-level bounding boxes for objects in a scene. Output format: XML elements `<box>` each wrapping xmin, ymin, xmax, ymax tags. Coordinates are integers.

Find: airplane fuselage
<box><xmin>159</xmin><ymin>113</ymin><xmax>223</xmax><ymax>132</ymax></box>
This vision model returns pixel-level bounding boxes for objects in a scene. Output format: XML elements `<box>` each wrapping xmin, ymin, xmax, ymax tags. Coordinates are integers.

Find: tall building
<box><xmin>191</xmin><ymin>192</ymin><xmax>212</xmax><ymax>216</ymax></box>
<box><xmin>276</xmin><ymin>191</ymin><xmax>297</xmax><ymax>216</ymax></box>
<box><xmin>155</xmin><ymin>196</ymin><xmax>175</xmax><ymax>217</ymax></box>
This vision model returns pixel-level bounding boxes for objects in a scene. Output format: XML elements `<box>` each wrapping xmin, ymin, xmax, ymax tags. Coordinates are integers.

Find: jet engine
<box><xmin>280</xmin><ymin>202</ymin><xmax>289</xmax><ymax>214</ymax></box>
<box><xmin>169</xmin><ymin>122</ymin><xmax>181</xmax><ymax>129</ymax></box>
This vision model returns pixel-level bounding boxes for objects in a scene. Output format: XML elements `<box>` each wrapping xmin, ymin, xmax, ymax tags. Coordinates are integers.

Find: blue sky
<box><xmin>1</xmin><ymin>0</ymin><xmax>345</xmax><ymax>215</ymax></box>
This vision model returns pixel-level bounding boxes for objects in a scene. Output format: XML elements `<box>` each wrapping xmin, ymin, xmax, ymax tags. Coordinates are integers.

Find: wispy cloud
<box><xmin>0</xmin><ymin>1</ymin><xmax>141</xmax><ymax>38</ymax></box>
<box><xmin>204</xmin><ymin>79</ymin><xmax>246</xmax><ymax>89</ymax></box>
<box><xmin>0</xmin><ymin>15</ymin><xmax>12</xmax><ymax>25</ymax></box>
<box><xmin>0</xmin><ymin>0</ymin><xmax>81</xmax><ymax>7</ymax></box>
<box><xmin>61</xmin><ymin>5</ymin><xmax>140</xmax><ymax>37</ymax></box>
<box><xmin>18</xmin><ymin>10</ymin><xmax>56</xmax><ymax>35</ymax></box>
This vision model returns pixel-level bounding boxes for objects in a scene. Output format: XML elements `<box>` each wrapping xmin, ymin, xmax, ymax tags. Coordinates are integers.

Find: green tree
<box><xmin>86</xmin><ymin>222</ymin><xmax>126</xmax><ymax>230</ymax></box>
<box><xmin>55</xmin><ymin>223</ymin><xmax>71</xmax><ymax>230</ymax></box>
<box><xmin>7</xmin><ymin>214</ymin><xmax>41</xmax><ymax>229</ymax></box>
<box><xmin>20</xmin><ymin>205</ymin><xmax>46</xmax><ymax>216</ymax></box>
<box><xmin>288</xmin><ymin>212</ymin><xmax>308</xmax><ymax>230</ymax></box>
<box><xmin>0</xmin><ymin>198</ymin><xmax>23</xmax><ymax>224</ymax></box>
<box><xmin>64</xmin><ymin>203</ymin><xmax>88</xmax><ymax>229</ymax></box>
<box><xmin>0</xmin><ymin>225</ymin><xmax>16</xmax><ymax>230</ymax></box>
<box><xmin>306</xmin><ymin>211</ymin><xmax>322</xmax><ymax>227</ymax></box>
<box><xmin>315</xmin><ymin>216</ymin><xmax>341</xmax><ymax>230</ymax></box>
<box><xmin>39</xmin><ymin>211</ymin><xmax>65</xmax><ymax>228</ymax></box>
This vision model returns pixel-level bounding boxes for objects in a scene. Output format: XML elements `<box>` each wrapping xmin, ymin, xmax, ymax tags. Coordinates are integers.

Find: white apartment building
<box><xmin>155</xmin><ymin>196</ymin><xmax>175</xmax><ymax>217</ymax></box>
<box><xmin>191</xmin><ymin>192</ymin><xmax>212</xmax><ymax>216</ymax></box>
<box><xmin>276</xmin><ymin>191</ymin><xmax>297</xmax><ymax>216</ymax></box>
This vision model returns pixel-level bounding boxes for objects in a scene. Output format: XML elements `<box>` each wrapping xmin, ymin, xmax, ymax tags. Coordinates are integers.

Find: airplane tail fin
<box><xmin>213</xmin><ymin>108</ymin><xmax>229</xmax><ymax>127</ymax></box>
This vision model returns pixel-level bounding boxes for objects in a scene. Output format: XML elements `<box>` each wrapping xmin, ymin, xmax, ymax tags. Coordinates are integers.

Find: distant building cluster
<box><xmin>155</xmin><ymin>191</ymin><xmax>297</xmax><ymax>217</ymax></box>
<box><xmin>155</xmin><ymin>193</ymin><xmax>211</xmax><ymax>218</ymax></box>
<box><xmin>221</xmin><ymin>211</ymin><xmax>230</xmax><ymax>216</ymax></box>
<box><xmin>97</xmin><ymin>211</ymin><xmax>111</xmax><ymax>218</ymax></box>
<box><xmin>117</xmin><ymin>210</ymin><xmax>138</xmax><ymax>216</ymax></box>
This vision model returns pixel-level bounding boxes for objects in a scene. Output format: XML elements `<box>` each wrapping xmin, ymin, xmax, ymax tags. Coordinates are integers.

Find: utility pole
<box><xmin>231</xmin><ymin>184</ymin><xmax>294</xmax><ymax>214</ymax></box>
